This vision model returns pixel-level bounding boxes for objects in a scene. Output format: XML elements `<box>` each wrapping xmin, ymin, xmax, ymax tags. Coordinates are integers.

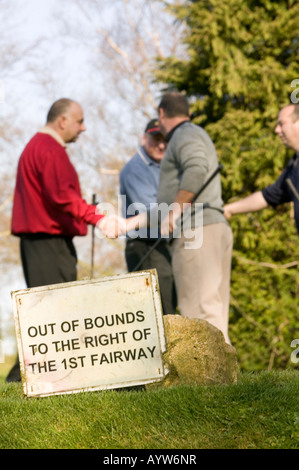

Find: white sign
<box><xmin>12</xmin><ymin>270</ymin><xmax>166</xmax><ymax>397</ymax></box>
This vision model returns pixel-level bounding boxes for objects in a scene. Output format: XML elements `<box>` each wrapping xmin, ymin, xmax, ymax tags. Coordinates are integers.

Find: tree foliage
<box><xmin>155</xmin><ymin>0</ymin><xmax>299</xmax><ymax>370</ymax></box>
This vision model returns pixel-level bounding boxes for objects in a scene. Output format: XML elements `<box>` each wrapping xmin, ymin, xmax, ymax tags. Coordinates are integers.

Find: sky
<box><xmin>0</xmin><ymin>1</ymin><xmax>51</xmax><ymax>355</ymax></box>
<box><xmin>3</xmin><ymin>1</ymin><xmax>88</xmax><ymax>127</ymax></box>
<box><xmin>0</xmin><ymin>0</ymin><xmax>179</xmax><ymax>357</ymax></box>
<box><xmin>0</xmin><ymin>0</ymin><xmax>112</xmax><ymax>356</ymax></box>
<box><xmin>2</xmin><ymin>0</ymin><xmax>179</xmax><ymax>158</ymax></box>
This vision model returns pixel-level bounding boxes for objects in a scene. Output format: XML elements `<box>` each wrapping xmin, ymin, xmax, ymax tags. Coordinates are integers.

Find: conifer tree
<box><xmin>155</xmin><ymin>0</ymin><xmax>299</xmax><ymax>370</ymax></box>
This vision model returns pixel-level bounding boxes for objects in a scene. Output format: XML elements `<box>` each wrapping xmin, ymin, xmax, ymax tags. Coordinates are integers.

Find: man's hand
<box><xmin>160</xmin><ymin>205</ymin><xmax>182</xmax><ymax>238</ymax></box>
<box><xmin>160</xmin><ymin>190</ymin><xmax>194</xmax><ymax>237</ymax></box>
<box><xmin>223</xmin><ymin>192</ymin><xmax>269</xmax><ymax>221</ymax></box>
<box><xmin>97</xmin><ymin>215</ymin><xmax>127</xmax><ymax>238</ymax></box>
<box><xmin>223</xmin><ymin>206</ymin><xmax>233</xmax><ymax>220</ymax></box>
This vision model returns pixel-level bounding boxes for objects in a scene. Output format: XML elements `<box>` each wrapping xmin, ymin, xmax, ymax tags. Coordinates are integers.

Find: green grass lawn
<box><xmin>1</xmin><ymin>357</ymin><xmax>298</xmax><ymax>450</ymax></box>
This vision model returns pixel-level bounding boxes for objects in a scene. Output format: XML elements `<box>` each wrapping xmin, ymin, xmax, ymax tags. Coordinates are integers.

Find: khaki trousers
<box><xmin>171</xmin><ymin>222</ymin><xmax>233</xmax><ymax>344</ymax></box>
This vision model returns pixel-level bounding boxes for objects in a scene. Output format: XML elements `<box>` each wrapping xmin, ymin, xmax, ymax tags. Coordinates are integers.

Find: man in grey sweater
<box><xmin>100</xmin><ymin>92</ymin><xmax>233</xmax><ymax>344</ymax></box>
<box><xmin>157</xmin><ymin>92</ymin><xmax>232</xmax><ymax>344</ymax></box>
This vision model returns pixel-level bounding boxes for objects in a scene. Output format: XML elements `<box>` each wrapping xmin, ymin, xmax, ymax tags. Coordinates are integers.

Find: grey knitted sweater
<box><xmin>157</xmin><ymin>121</ymin><xmax>227</xmax><ymax>227</ymax></box>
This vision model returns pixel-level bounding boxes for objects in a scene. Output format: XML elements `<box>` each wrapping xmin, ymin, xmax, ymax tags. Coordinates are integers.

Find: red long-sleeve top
<box><xmin>11</xmin><ymin>132</ymin><xmax>104</xmax><ymax>237</ymax></box>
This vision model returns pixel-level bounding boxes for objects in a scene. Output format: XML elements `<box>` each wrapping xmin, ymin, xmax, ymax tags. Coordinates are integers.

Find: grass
<box><xmin>0</xmin><ymin>357</ymin><xmax>298</xmax><ymax>450</ymax></box>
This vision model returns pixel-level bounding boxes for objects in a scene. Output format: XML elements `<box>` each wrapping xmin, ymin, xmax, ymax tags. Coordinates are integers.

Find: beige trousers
<box><xmin>171</xmin><ymin>222</ymin><xmax>233</xmax><ymax>344</ymax></box>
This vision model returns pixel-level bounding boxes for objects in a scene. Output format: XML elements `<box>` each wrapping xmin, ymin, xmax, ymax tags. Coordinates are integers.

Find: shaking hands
<box><xmin>97</xmin><ymin>214</ymin><xmax>127</xmax><ymax>238</ymax></box>
<box><xmin>97</xmin><ymin>208</ymin><xmax>181</xmax><ymax>240</ymax></box>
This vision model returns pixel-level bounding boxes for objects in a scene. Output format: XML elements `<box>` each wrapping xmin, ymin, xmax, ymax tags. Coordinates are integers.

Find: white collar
<box><xmin>39</xmin><ymin>126</ymin><xmax>66</xmax><ymax>148</ymax></box>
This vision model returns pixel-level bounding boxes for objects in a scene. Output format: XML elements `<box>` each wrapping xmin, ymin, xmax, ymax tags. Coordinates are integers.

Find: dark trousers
<box><xmin>125</xmin><ymin>238</ymin><xmax>177</xmax><ymax>315</ymax></box>
<box><xmin>6</xmin><ymin>235</ymin><xmax>77</xmax><ymax>382</ymax></box>
<box><xmin>20</xmin><ymin>234</ymin><xmax>77</xmax><ymax>287</ymax></box>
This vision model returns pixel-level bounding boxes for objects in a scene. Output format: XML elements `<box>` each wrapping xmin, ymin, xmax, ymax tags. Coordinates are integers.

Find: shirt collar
<box><xmin>137</xmin><ymin>146</ymin><xmax>160</xmax><ymax>167</ymax></box>
<box><xmin>38</xmin><ymin>126</ymin><xmax>66</xmax><ymax>148</ymax></box>
<box><xmin>165</xmin><ymin>120</ymin><xmax>190</xmax><ymax>142</ymax></box>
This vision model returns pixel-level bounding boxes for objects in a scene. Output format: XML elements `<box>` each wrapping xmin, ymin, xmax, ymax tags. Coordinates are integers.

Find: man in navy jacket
<box><xmin>224</xmin><ymin>103</ymin><xmax>299</xmax><ymax>231</ymax></box>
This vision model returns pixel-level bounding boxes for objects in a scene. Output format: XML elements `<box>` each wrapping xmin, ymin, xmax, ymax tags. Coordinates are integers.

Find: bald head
<box><xmin>47</xmin><ymin>98</ymin><xmax>76</xmax><ymax>123</ymax></box>
<box><xmin>46</xmin><ymin>98</ymin><xmax>86</xmax><ymax>143</ymax></box>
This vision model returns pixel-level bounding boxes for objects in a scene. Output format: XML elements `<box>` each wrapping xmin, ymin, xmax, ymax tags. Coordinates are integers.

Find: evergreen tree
<box><xmin>155</xmin><ymin>0</ymin><xmax>299</xmax><ymax>370</ymax></box>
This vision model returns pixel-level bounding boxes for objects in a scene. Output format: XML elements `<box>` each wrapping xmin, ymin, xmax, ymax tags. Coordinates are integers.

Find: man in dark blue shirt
<box><xmin>119</xmin><ymin>119</ymin><xmax>177</xmax><ymax>315</ymax></box>
<box><xmin>224</xmin><ymin>103</ymin><xmax>299</xmax><ymax>232</ymax></box>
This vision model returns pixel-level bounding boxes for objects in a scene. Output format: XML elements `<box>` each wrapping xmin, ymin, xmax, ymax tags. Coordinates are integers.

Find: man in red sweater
<box><xmin>7</xmin><ymin>98</ymin><xmax>105</xmax><ymax>381</ymax></box>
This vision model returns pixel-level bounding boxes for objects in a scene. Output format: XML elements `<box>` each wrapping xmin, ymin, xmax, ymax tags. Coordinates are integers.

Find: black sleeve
<box><xmin>262</xmin><ymin>168</ymin><xmax>291</xmax><ymax>207</ymax></box>
<box><xmin>261</xmin><ymin>157</ymin><xmax>298</xmax><ymax>207</ymax></box>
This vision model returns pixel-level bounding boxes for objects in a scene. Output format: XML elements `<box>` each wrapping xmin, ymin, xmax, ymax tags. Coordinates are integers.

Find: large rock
<box><xmin>150</xmin><ymin>315</ymin><xmax>239</xmax><ymax>388</ymax></box>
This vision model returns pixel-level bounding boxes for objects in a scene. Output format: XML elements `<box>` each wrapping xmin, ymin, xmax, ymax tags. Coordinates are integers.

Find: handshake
<box><xmin>97</xmin><ymin>214</ymin><xmax>129</xmax><ymax>239</ymax></box>
<box><xmin>97</xmin><ymin>206</ymin><xmax>182</xmax><ymax>239</ymax></box>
